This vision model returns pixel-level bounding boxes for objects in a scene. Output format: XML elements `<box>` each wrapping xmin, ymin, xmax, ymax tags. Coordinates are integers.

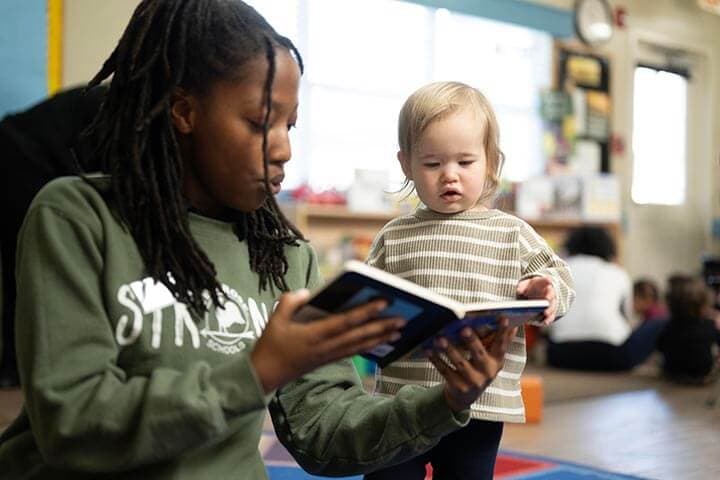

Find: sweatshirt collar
<box><xmin>188</xmin><ymin>211</ymin><xmax>237</xmax><ymax>236</ymax></box>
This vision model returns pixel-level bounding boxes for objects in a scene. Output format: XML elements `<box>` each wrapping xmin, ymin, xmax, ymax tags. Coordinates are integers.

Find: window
<box><xmin>246</xmin><ymin>0</ymin><xmax>552</xmax><ymax>190</ymax></box>
<box><xmin>631</xmin><ymin>66</ymin><xmax>688</xmax><ymax>205</ymax></box>
<box><xmin>433</xmin><ymin>10</ymin><xmax>551</xmax><ymax>182</ymax></box>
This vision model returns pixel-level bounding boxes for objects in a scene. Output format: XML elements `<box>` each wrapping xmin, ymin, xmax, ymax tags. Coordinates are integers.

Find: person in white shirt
<box><xmin>546</xmin><ymin>226</ymin><xmax>666</xmax><ymax>371</ymax></box>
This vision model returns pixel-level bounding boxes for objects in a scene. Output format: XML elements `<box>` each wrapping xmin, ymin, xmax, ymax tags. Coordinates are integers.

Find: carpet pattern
<box><xmin>261</xmin><ymin>431</ymin><xmax>648</xmax><ymax>479</ymax></box>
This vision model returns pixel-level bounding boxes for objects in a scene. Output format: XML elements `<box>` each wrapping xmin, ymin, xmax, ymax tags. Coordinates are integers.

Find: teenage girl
<box><xmin>0</xmin><ymin>2</ymin><xmax>516</xmax><ymax>478</ymax></box>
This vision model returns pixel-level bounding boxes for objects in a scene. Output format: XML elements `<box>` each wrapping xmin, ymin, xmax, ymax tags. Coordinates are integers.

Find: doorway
<box><xmin>623</xmin><ymin>34</ymin><xmax>714</xmax><ymax>284</ymax></box>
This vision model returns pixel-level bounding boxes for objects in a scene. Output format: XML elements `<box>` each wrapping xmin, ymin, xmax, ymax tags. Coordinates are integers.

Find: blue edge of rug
<box><xmin>261</xmin><ymin>431</ymin><xmax>649</xmax><ymax>480</ymax></box>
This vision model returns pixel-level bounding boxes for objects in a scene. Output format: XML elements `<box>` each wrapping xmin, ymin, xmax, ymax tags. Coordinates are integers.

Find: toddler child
<box><xmin>365</xmin><ymin>81</ymin><xmax>575</xmax><ymax>479</ymax></box>
<box><xmin>633</xmin><ymin>278</ymin><xmax>667</xmax><ymax>322</ymax></box>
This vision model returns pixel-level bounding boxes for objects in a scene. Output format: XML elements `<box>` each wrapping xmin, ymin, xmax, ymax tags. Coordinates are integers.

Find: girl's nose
<box><xmin>268</xmin><ymin>129</ymin><xmax>292</xmax><ymax>165</ymax></box>
<box><xmin>440</xmin><ymin>166</ymin><xmax>459</xmax><ymax>183</ymax></box>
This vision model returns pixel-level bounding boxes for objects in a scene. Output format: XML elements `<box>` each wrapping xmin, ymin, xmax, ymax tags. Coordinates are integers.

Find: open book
<box><xmin>294</xmin><ymin>260</ymin><xmax>548</xmax><ymax>368</ymax></box>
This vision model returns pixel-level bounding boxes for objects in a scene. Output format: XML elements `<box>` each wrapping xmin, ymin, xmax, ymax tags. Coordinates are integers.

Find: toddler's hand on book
<box><xmin>251</xmin><ymin>289</ymin><xmax>406</xmax><ymax>394</ymax></box>
<box><xmin>426</xmin><ymin>320</ymin><xmax>518</xmax><ymax>413</ymax></box>
<box><xmin>517</xmin><ymin>276</ymin><xmax>557</xmax><ymax>325</ymax></box>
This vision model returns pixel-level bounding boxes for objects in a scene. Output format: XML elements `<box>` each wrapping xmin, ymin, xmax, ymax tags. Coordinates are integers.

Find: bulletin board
<box><xmin>543</xmin><ymin>41</ymin><xmax>612</xmax><ymax>176</ymax></box>
<box><xmin>557</xmin><ymin>46</ymin><xmax>611</xmax><ymax>172</ymax></box>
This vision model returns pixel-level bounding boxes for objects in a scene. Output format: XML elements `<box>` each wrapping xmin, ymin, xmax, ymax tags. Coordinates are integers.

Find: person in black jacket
<box><xmin>0</xmin><ymin>85</ymin><xmax>106</xmax><ymax>387</ymax></box>
<box><xmin>658</xmin><ymin>274</ymin><xmax>720</xmax><ymax>384</ymax></box>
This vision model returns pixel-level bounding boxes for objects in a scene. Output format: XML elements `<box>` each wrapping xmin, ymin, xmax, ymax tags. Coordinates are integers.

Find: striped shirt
<box><xmin>366</xmin><ymin>206</ymin><xmax>575</xmax><ymax>423</ymax></box>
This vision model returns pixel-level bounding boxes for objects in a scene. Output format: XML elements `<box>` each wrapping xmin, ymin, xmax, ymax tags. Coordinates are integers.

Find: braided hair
<box><xmin>85</xmin><ymin>0</ymin><xmax>305</xmax><ymax>314</ymax></box>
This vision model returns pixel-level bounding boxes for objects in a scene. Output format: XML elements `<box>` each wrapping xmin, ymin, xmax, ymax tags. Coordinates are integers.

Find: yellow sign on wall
<box><xmin>48</xmin><ymin>0</ymin><xmax>63</xmax><ymax>95</ymax></box>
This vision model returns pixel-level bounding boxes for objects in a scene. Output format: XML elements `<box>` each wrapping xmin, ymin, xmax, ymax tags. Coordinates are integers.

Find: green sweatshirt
<box><xmin>0</xmin><ymin>177</ymin><xmax>468</xmax><ymax>479</ymax></box>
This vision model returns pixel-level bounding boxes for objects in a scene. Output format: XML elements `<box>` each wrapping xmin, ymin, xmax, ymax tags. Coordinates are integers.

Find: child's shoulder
<box><xmin>375</xmin><ymin>211</ymin><xmax>420</xmax><ymax>234</ymax></box>
<box><xmin>485</xmin><ymin>211</ymin><xmax>554</xmax><ymax>246</ymax></box>
<box><xmin>485</xmin><ymin>209</ymin><xmax>527</xmax><ymax>226</ymax></box>
<box><xmin>475</xmin><ymin>209</ymin><xmax>538</xmax><ymax>233</ymax></box>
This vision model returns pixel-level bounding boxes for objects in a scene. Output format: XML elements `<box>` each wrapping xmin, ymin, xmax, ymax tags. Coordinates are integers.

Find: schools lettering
<box><xmin>114</xmin><ymin>277</ymin><xmax>272</xmax><ymax>354</ymax></box>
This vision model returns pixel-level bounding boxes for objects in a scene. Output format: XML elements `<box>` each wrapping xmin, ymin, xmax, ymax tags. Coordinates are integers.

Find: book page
<box><xmin>424</xmin><ymin>307</ymin><xmax>540</xmax><ymax>348</ymax></box>
<box><xmin>463</xmin><ymin>299</ymin><xmax>549</xmax><ymax>313</ymax></box>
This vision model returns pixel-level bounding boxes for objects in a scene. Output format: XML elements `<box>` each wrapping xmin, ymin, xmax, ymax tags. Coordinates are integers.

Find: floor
<box><xmin>2</xmin><ymin>372</ymin><xmax>719</xmax><ymax>480</ymax></box>
<box><xmin>501</xmin><ymin>384</ymin><xmax>720</xmax><ymax>480</ymax></box>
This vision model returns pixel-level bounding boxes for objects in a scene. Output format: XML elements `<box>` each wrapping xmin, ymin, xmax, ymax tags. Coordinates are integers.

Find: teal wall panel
<box><xmin>0</xmin><ymin>0</ymin><xmax>47</xmax><ymax>117</ymax></box>
<box><xmin>406</xmin><ymin>0</ymin><xmax>573</xmax><ymax>38</ymax></box>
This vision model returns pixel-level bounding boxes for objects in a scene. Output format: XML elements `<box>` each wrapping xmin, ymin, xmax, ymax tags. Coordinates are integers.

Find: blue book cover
<box><xmin>294</xmin><ymin>261</ymin><xmax>547</xmax><ymax>368</ymax></box>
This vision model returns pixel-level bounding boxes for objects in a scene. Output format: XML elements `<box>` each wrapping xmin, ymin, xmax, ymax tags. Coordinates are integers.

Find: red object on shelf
<box><xmin>291</xmin><ymin>184</ymin><xmax>313</xmax><ymax>201</ymax></box>
<box><xmin>614</xmin><ymin>6</ymin><xmax>627</xmax><ymax>28</ymax></box>
<box><xmin>610</xmin><ymin>132</ymin><xmax>626</xmax><ymax>156</ymax></box>
<box><xmin>290</xmin><ymin>183</ymin><xmax>346</xmax><ymax>205</ymax></box>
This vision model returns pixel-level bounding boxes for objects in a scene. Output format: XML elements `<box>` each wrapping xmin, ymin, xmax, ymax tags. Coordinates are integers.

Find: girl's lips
<box><xmin>269</xmin><ymin>174</ymin><xmax>284</xmax><ymax>195</ymax></box>
<box><xmin>441</xmin><ymin>192</ymin><xmax>462</xmax><ymax>201</ymax></box>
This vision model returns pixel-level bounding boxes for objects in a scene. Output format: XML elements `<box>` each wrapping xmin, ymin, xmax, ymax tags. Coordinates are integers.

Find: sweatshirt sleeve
<box><xmin>269</xmin><ymin>361</ymin><xmax>469</xmax><ymax>476</ymax></box>
<box><xmin>270</xmin><ymin>242</ymin><xmax>469</xmax><ymax>476</ymax></box>
<box><xmin>14</xmin><ymin>204</ymin><xmax>270</xmax><ymax>472</ymax></box>
<box><xmin>518</xmin><ymin>222</ymin><xmax>575</xmax><ymax>318</ymax></box>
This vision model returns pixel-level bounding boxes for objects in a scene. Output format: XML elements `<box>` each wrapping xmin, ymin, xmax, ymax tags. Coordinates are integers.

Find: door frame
<box><xmin>619</xmin><ymin>28</ymin><xmax>717</xmax><ymax>281</ymax></box>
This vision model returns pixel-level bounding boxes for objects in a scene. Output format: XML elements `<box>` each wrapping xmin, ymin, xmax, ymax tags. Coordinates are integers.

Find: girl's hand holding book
<box><xmin>425</xmin><ymin>320</ymin><xmax>518</xmax><ymax>412</ymax></box>
<box><xmin>251</xmin><ymin>289</ymin><xmax>406</xmax><ymax>394</ymax></box>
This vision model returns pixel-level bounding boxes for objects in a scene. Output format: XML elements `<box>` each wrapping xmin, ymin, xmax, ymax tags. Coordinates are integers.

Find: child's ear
<box><xmin>397</xmin><ymin>150</ymin><xmax>413</xmax><ymax>180</ymax></box>
<box><xmin>170</xmin><ymin>88</ymin><xmax>197</xmax><ymax>134</ymax></box>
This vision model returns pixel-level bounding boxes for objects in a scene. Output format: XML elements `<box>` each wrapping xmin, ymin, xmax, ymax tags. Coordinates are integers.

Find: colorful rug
<box><xmin>261</xmin><ymin>431</ymin><xmax>647</xmax><ymax>480</ymax></box>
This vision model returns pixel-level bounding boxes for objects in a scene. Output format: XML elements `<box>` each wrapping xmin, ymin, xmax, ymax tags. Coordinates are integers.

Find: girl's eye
<box><xmin>460</xmin><ymin>160</ymin><xmax>475</xmax><ymax>166</ymax></box>
<box><xmin>423</xmin><ymin>162</ymin><xmax>440</xmax><ymax>168</ymax></box>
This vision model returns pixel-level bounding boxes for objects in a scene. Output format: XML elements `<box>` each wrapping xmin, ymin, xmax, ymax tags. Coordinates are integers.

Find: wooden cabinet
<box><xmin>280</xmin><ymin>203</ymin><xmax>394</xmax><ymax>277</ymax></box>
<box><xmin>281</xmin><ymin>203</ymin><xmax>395</xmax><ymax>253</ymax></box>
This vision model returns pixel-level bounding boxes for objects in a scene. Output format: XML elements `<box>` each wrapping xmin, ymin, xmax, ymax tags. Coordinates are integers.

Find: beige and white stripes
<box><xmin>366</xmin><ymin>206</ymin><xmax>574</xmax><ymax>423</ymax></box>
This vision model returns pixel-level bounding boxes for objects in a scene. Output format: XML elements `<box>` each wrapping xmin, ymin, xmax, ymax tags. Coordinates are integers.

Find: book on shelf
<box><xmin>293</xmin><ymin>260</ymin><xmax>548</xmax><ymax>368</ymax></box>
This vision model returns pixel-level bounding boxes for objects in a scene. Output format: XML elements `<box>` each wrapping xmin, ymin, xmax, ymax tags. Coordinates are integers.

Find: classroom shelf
<box><xmin>280</xmin><ymin>202</ymin><xmax>622</xmax><ymax>271</ymax></box>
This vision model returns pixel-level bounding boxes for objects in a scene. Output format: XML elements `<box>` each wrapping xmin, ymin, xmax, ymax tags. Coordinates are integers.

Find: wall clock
<box><xmin>574</xmin><ymin>0</ymin><xmax>614</xmax><ymax>47</ymax></box>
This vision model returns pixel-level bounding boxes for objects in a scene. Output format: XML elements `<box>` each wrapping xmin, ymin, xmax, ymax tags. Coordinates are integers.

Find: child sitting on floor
<box><xmin>658</xmin><ymin>274</ymin><xmax>720</xmax><ymax>384</ymax></box>
<box><xmin>633</xmin><ymin>278</ymin><xmax>667</xmax><ymax>323</ymax></box>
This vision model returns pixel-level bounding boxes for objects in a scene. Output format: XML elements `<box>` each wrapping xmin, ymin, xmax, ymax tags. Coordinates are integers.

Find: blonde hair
<box><xmin>397</xmin><ymin>81</ymin><xmax>504</xmax><ymax>205</ymax></box>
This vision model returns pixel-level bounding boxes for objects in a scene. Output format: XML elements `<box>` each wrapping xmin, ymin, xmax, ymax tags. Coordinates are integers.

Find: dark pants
<box><xmin>364</xmin><ymin>420</ymin><xmax>503</xmax><ymax>480</ymax></box>
<box><xmin>547</xmin><ymin>319</ymin><xmax>667</xmax><ymax>371</ymax></box>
